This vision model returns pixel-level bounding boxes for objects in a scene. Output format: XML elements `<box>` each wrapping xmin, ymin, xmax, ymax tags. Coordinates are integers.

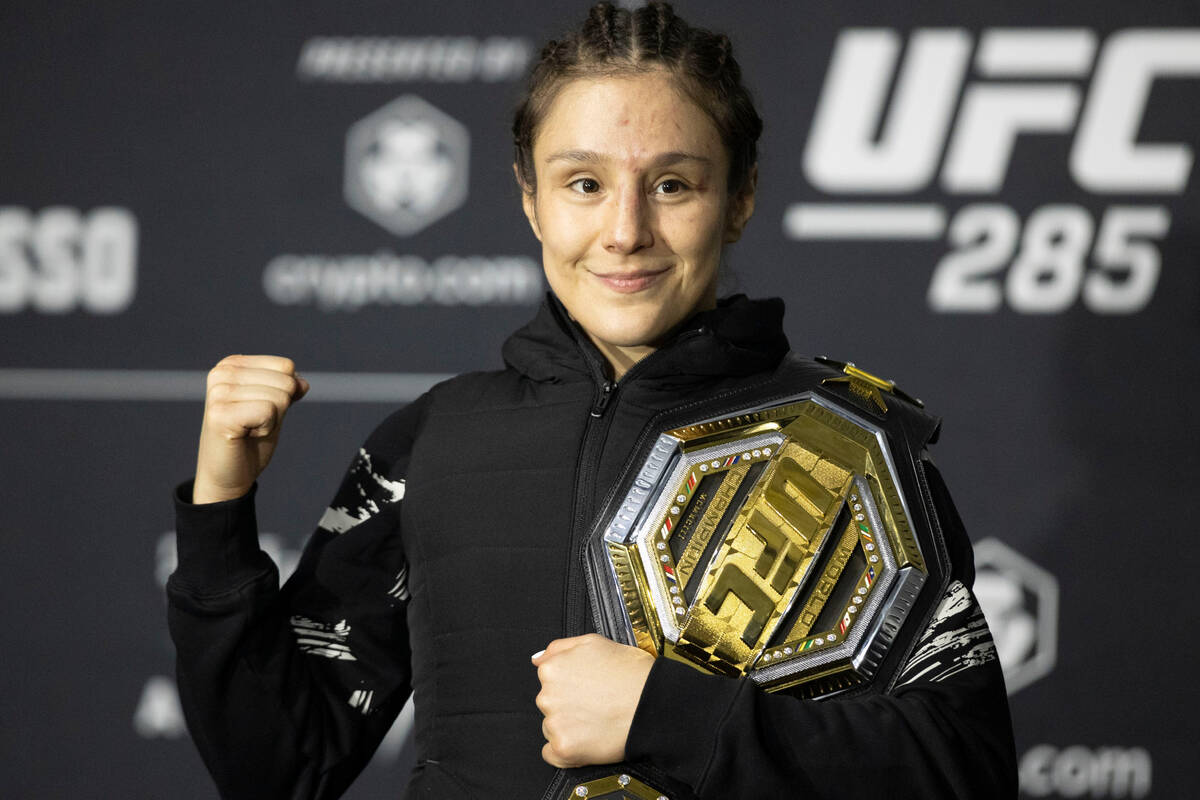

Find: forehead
<box><xmin>534</xmin><ymin>71</ymin><xmax>726</xmax><ymax>167</ymax></box>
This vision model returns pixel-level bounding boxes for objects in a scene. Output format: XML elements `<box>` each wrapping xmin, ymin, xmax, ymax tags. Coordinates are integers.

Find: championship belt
<box><xmin>559</xmin><ymin>361</ymin><xmax>950</xmax><ymax>800</ymax></box>
<box><xmin>585</xmin><ymin>359</ymin><xmax>949</xmax><ymax>700</ymax></box>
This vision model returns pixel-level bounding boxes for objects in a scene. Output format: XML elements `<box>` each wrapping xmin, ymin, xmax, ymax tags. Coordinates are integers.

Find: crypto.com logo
<box><xmin>345</xmin><ymin>95</ymin><xmax>469</xmax><ymax>237</ymax></box>
<box><xmin>788</xmin><ymin>28</ymin><xmax>1200</xmax><ymax>315</ymax></box>
<box><xmin>972</xmin><ymin>537</ymin><xmax>1059</xmax><ymax>694</ymax></box>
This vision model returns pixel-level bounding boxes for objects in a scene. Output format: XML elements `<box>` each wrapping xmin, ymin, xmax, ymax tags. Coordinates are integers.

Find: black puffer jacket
<box><xmin>167</xmin><ymin>294</ymin><xmax>1017</xmax><ymax>799</ymax></box>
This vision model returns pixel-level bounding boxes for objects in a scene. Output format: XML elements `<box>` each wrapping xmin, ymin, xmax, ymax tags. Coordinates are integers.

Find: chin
<box><xmin>587</xmin><ymin>308</ymin><xmax>674</xmax><ymax>349</ymax></box>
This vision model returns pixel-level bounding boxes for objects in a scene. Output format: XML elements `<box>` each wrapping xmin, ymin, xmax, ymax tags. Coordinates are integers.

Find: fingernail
<box><xmin>531</xmin><ymin>649</ymin><xmax>545</xmax><ymax>660</ymax></box>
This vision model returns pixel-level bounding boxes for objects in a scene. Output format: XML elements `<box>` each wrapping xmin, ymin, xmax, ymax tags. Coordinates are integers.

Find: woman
<box><xmin>168</xmin><ymin>4</ymin><xmax>1017</xmax><ymax>798</ymax></box>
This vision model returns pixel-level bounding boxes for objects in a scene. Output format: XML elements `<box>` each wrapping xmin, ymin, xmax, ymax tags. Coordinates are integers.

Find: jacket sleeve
<box><xmin>166</xmin><ymin>395</ymin><xmax>429</xmax><ymax>800</ymax></box>
<box><xmin>624</xmin><ymin>459</ymin><xmax>1018</xmax><ymax>800</ymax></box>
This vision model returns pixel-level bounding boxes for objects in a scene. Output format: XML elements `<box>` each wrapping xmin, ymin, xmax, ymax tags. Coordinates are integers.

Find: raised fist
<box><xmin>191</xmin><ymin>354</ymin><xmax>309</xmax><ymax>504</ymax></box>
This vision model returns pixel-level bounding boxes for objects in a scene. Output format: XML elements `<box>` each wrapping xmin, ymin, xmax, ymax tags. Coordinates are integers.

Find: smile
<box><xmin>589</xmin><ymin>266</ymin><xmax>672</xmax><ymax>294</ymax></box>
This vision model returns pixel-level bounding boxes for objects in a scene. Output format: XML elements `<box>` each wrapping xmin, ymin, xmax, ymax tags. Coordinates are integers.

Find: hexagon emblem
<box><xmin>586</xmin><ymin>390</ymin><xmax>949</xmax><ymax>699</ymax></box>
<box><xmin>344</xmin><ymin>95</ymin><xmax>469</xmax><ymax>236</ymax></box>
<box><xmin>973</xmin><ymin>538</ymin><xmax>1059</xmax><ymax>694</ymax></box>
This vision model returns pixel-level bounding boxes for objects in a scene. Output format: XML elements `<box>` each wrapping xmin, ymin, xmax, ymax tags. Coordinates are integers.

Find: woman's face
<box><xmin>520</xmin><ymin>70</ymin><xmax>755</xmax><ymax>375</ymax></box>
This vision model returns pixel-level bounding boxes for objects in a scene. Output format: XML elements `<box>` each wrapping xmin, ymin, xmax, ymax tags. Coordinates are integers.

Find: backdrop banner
<box><xmin>2</xmin><ymin>2</ymin><xmax>1196</xmax><ymax>798</ymax></box>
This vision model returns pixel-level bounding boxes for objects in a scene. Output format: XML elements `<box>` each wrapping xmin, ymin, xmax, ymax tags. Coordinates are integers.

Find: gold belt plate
<box><xmin>590</xmin><ymin>394</ymin><xmax>929</xmax><ymax>697</ymax></box>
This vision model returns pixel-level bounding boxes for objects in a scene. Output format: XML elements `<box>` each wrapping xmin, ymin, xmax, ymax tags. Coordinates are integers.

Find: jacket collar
<box><xmin>501</xmin><ymin>292</ymin><xmax>790</xmax><ymax>386</ymax></box>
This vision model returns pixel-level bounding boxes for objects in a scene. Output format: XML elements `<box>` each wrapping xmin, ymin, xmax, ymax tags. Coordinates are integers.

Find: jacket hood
<box><xmin>501</xmin><ymin>292</ymin><xmax>790</xmax><ymax>386</ymax></box>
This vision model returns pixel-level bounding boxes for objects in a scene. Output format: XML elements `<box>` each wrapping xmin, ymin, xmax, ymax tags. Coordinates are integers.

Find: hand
<box><xmin>532</xmin><ymin>633</ymin><xmax>655</xmax><ymax>768</ymax></box>
<box><xmin>192</xmin><ymin>354</ymin><xmax>309</xmax><ymax>504</ymax></box>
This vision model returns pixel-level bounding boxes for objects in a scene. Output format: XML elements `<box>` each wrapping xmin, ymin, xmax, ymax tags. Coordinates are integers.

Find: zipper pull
<box><xmin>590</xmin><ymin>380</ymin><xmax>614</xmax><ymax>417</ymax></box>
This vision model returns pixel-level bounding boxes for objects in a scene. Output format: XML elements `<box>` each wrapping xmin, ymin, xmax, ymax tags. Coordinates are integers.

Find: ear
<box><xmin>724</xmin><ymin>164</ymin><xmax>757</xmax><ymax>244</ymax></box>
<box><xmin>514</xmin><ymin>163</ymin><xmax>542</xmax><ymax>241</ymax></box>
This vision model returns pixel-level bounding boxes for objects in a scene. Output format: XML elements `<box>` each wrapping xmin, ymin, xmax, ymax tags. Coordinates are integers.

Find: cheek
<box><xmin>537</xmin><ymin>203</ymin><xmax>590</xmax><ymax>261</ymax></box>
<box><xmin>664</xmin><ymin>205</ymin><xmax>726</xmax><ymax>263</ymax></box>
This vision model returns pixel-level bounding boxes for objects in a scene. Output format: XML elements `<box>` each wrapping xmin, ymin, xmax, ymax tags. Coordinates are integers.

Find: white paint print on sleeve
<box><xmin>897</xmin><ymin>579</ymin><xmax>998</xmax><ymax>685</ymax></box>
<box><xmin>348</xmin><ymin>688</ymin><xmax>375</xmax><ymax>714</ymax></box>
<box><xmin>291</xmin><ymin>615</ymin><xmax>357</xmax><ymax>661</ymax></box>
<box><xmin>388</xmin><ymin>563</ymin><xmax>410</xmax><ymax>602</ymax></box>
<box><xmin>318</xmin><ymin>448</ymin><xmax>407</xmax><ymax>534</ymax></box>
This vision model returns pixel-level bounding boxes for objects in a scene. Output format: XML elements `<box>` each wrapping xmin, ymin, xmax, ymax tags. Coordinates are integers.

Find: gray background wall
<box><xmin>2</xmin><ymin>1</ymin><xmax>1196</xmax><ymax>797</ymax></box>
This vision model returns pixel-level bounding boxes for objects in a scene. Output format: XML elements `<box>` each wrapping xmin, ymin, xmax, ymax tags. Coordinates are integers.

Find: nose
<box><xmin>603</xmin><ymin>184</ymin><xmax>653</xmax><ymax>254</ymax></box>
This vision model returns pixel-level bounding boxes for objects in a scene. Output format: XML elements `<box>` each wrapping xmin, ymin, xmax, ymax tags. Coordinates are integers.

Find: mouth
<box><xmin>589</xmin><ymin>266</ymin><xmax>672</xmax><ymax>294</ymax></box>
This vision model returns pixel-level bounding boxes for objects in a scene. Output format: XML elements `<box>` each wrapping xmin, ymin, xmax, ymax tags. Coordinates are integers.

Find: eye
<box><xmin>655</xmin><ymin>179</ymin><xmax>687</xmax><ymax>195</ymax></box>
<box><xmin>568</xmin><ymin>177</ymin><xmax>601</xmax><ymax>194</ymax></box>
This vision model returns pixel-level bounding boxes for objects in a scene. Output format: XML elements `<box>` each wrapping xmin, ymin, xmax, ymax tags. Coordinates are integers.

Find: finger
<box><xmin>218</xmin><ymin>354</ymin><xmax>297</xmax><ymax>375</ymax></box>
<box><xmin>207</xmin><ymin>398</ymin><xmax>280</xmax><ymax>439</ymax></box>
<box><xmin>540</xmin><ymin>636</ymin><xmax>584</xmax><ymax>658</ymax></box>
<box><xmin>209</xmin><ymin>366</ymin><xmax>302</xmax><ymax>396</ymax></box>
<box><xmin>541</xmin><ymin>741</ymin><xmax>569</xmax><ymax>769</ymax></box>
<box><xmin>210</xmin><ymin>383</ymin><xmax>294</xmax><ymax>411</ymax></box>
<box><xmin>544</xmin><ymin>742</ymin><xmax>579</xmax><ymax>770</ymax></box>
<box><xmin>530</xmin><ymin>648</ymin><xmax>546</xmax><ymax>664</ymax></box>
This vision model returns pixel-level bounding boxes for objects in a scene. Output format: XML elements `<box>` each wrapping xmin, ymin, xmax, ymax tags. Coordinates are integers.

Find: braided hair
<box><xmin>513</xmin><ymin>2</ymin><xmax>762</xmax><ymax>197</ymax></box>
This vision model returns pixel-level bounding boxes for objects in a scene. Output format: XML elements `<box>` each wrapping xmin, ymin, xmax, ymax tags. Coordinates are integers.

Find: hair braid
<box><xmin>582</xmin><ymin>2</ymin><xmax>626</xmax><ymax>59</ymax></box>
<box><xmin>649</xmin><ymin>2</ymin><xmax>673</xmax><ymax>56</ymax></box>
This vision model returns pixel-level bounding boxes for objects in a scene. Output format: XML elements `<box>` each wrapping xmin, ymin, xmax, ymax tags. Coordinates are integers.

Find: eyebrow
<box><xmin>543</xmin><ymin>149</ymin><xmax>713</xmax><ymax>169</ymax></box>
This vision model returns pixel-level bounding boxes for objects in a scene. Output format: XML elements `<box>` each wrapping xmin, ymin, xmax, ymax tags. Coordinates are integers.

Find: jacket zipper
<box><xmin>590</xmin><ymin>379</ymin><xmax>614</xmax><ymax>417</ymax></box>
<box><xmin>541</xmin><ymin>327</ymin><xmax>706</xmax><ymax>800</ymax></box>
<box><xmin>564</xmin><ymin>354</ymin><xmax>621</xmax><ymax>637</ymax></box>
<box><xmin>564</xmin><ymin>323</ymin><xmax>710</xmax><ymax>636</ymax></box>
<box><xmin>540</xmin><ymin>339</ymin><xmax>614</xmax><ymax>800</ymax></box>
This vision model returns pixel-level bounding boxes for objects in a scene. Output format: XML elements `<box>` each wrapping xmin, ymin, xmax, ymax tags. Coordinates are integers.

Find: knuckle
<box><xmin>206</xmin><ymin>399</ymin><xmax>237</xmax><ymax>422</ymax></box>
<box><xmin>553</xmin><ymin>733</ymin><xmax>577</xmax><ymax>760</ymax></box>
<box><xmin>208</xmin><ymin>382</ymin><xmax>234</xmax><ymax>401</ymax></box>
<box><xmin>207</xmin><ymin>365</ymin><xmax>234</xmax><ymax>386</ymax></box>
